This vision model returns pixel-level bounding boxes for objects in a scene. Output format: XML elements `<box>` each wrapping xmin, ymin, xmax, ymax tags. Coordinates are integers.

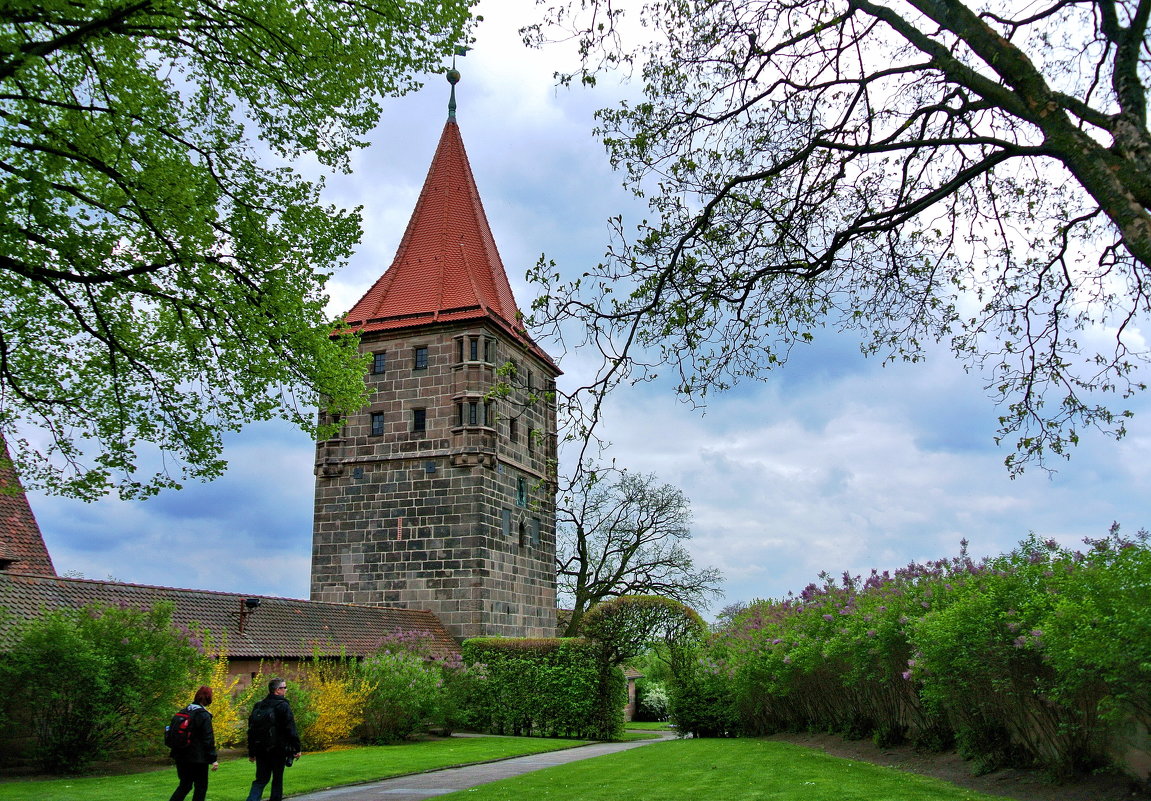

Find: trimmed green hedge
<box><xmin>462</xmin><ymin>637</ymin><xmax>625</xmax><ymax>740</ymax></box>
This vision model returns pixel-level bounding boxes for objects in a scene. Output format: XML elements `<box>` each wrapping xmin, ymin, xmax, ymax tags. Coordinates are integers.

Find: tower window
<box><xmin>456</xmin><ymin>400</ymin><xmax>490</xmax><ymax>427</ymax></box>
<box><xmin>529</xmin><ymin>518</ymin><xmax>541</xmax><ymax>546</ymax></box>
<box><xmin>469</xmin><ymin>337</ymin><xmax>479</xmax><ymax>361</ymax></box>
<box><xmin>370</xmin><ymin>412</ymin><xmax>385</xmax><ymax>437</ymax></box>
<box><xmin>372</xmin><ymin>351</ymin><xmax>386</xmax><ymax>374</ymax></box>
<box><xmin>484</xmin><ymin>337</ymin><xmax>495</xmax><ymax>363</ymax></box>
<box><xmin>509</xmin><ymin>417</ymin><xmax>518</xmax><ymax>443</ymax></box>
<box><xmin>412</xmin><ymin>408</ymin><xmax>426</xmax><ymax>434</ymax></box>
<box><xmin>501</xmin><ymin>509</ymin><xmax>512</xmax><ymax>538</ymax></box>
<box><xmin>527</xmin><ymin>370</ymin><xmax>534</xmax><ymax>392</ymax></box>
<box><xmin>413</xmin><ymin>346</ymin><xmax>428</xmax><ymax>370</ymax></box>
<box><xmin>516</xmin><ymin>477</ymin><xmax>527</xmax><ymax>507</ymax></box>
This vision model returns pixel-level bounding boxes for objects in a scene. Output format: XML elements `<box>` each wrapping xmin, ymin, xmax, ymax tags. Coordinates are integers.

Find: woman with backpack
<box><xmin>167</xmin><ymin>685</ymin><xmax>219</xmax><ymax>801</ymax></box>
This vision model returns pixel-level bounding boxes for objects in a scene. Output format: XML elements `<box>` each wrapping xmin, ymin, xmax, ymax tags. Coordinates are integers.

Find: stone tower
<box><xmin>310</xmin><ymin>77</ymin><xmax>560</xmax><ymax>641</ymax></box>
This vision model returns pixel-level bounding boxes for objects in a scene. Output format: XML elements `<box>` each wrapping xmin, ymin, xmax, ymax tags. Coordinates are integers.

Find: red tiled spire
<box><xmin>344</xmin><ymin>116</ymin><xmax>555</xmax><ymax>368</ymax></box>
<box><xmin>0</xmin><ymin>440</ymin><xmax>55</xmax><ymax>575</ymax></box>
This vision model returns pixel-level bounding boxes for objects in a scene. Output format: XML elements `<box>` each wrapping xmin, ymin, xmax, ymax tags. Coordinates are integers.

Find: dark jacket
<box><xmin>249</xmin><ymin>694</ymin><xmax>301</xmax><ymax>756</ymax></box>
<box><xmin>172</xmin><ymin>704</ymin><xmax>217</xmax><ymax>764</ymax></box>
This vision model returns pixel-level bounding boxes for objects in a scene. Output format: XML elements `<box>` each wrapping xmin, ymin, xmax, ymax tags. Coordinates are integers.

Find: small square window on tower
<box><xmin>372</xmin><ymin>351</ymin><xmax>386</xmax><ymax>374</ymax></box>
<box><xmin>370</xmin><ymin>412</ymin><xmax>385</xmax><ymax>437</ymax></box>
<box><xmin>414</xmin><ymin>345</ymin><xmax>428</xmax><ymax>370</ymax></box>
<box><xmin>412</xmin><ymin>408</ymin><xmax>426</xmax><ymax>434</ymax></box>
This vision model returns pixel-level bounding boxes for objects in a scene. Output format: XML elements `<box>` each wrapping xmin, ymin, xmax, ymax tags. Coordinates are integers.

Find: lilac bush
<box><xmin>709</xmin><ymin>530</ymin><xmax>1150</xmax><ymax>778</ymax></box>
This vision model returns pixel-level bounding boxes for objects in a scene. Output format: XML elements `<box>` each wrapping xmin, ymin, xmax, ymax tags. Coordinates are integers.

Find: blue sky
<box><xmin>29</xmin><ymin>0</ymin><xmax>1151</xmax><ymax>615</ymax></box>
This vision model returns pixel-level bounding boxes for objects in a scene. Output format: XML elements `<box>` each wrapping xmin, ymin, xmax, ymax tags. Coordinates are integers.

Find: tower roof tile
<box><xmin>344</xmin><ymin>119</ymin><xmax>557</xmax><ymax>372</ymax></box>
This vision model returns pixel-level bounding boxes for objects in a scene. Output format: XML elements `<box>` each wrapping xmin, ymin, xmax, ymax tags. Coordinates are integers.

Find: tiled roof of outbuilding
<box><xmin>0</xmin><ymin>571</ymin><xmax>459</xmax><ymax>660</ymax></box>
<box><xmin>0</xmin><ymin>442</ymin><xmax>55</xmax><ymax>576</ymax></box>
<box><xmin>344</xmin><ymin>118</ymin><xmax>558</xmax><ymax>373</ymax></box>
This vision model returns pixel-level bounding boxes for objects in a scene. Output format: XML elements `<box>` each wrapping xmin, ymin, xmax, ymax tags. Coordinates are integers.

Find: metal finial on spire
<box><xmin>446</xmin><ymin>45</ymin><xmax>467</xmax><ymax>122</ymax></box>
<box><xmin>447</xmin><ymin>66</ymin><xmax>461</xmax><ymax>121</ymax></box>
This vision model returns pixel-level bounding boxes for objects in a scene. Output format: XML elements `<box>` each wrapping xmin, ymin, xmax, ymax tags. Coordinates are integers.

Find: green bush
<box><xmin>709</xmin><ymin>529</ymin><xmax>1151</xmax><ymax>778</ymax></box>
<box><xmin>0</xmin><ymin>601</ymin><xmax>208</xmax><ymax>773</ymax></box>
<box><xmin>462</xmin><ymin>637</ymin><xmax>625</xmax><ymax>740</ymax></box>
<box><xmin>354</xmin><ymin>648</ymin><xmax>445</xmax><ymax>743</ymax></box>
<box><xmin>634</xmin><ymin>679</ymin><xmax>670</xmax><ymax>721</ymax></box>
<box><xmin>668</xmin><ymin>646</ymin><xmax>739</xmax><ymax>737</ymax></box>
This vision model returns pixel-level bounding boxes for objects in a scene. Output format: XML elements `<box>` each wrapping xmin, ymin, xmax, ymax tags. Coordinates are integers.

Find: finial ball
<box><xmin>447</xmin><ymin>68</ymin><xmax>461</xmax><ymax>85</ymax></box>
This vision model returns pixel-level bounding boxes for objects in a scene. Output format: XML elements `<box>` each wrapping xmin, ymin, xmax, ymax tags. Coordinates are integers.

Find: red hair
<box><xmin>193</xmin><ymin>685</ymin><xmax>213</xmax><ymax>706</ymax></box>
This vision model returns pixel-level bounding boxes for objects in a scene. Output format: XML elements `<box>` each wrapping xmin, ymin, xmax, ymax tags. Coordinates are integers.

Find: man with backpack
<box><xmin>245</xmin><ymin>677</ymin><xmax>302</xmax><ymax>801</ymax></box>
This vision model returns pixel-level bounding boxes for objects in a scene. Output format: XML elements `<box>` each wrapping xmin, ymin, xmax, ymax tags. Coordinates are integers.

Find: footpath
<box><xmin>290</xmin><ymin>731</ymin><xmax>675</xmax><ymax>801</ymax></box>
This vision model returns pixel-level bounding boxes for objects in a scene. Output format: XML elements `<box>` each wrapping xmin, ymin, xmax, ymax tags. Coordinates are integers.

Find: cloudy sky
<box><xmin>29</xmin><ymin>0</ymin><xmax>1151</xmax><ymax>615</ymax></box>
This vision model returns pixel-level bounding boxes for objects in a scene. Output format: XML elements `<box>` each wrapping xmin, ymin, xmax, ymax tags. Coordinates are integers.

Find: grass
<box><xmin>615</xmin><ymin>730</ymin><xmax>663</xmax><ymax>741</ymax></box>
<box><xmin>625</xmin><ymin>721</ymin><xmax>676</xmax><ymax>731</ymax></box>
<box><xmin>432</xmin><ymin>738</ymin><xmax>1022</xmax><ymax>801</ymax></box>
<box><xmin>0</xmin><ymin>735</ymin><xmax>589</xmax><ymax>801</ymax></box>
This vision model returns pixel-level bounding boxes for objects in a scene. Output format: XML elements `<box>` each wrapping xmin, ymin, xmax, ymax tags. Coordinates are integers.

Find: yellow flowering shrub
<box><xmin>201</xmin><ymin>649</ymin><xmax>248</xmax><ymax>747</ymax></box>
<box><xmin>297</xmin><ymin>657</ymin><xmax>374</xmax><ymax>750</ymax></box>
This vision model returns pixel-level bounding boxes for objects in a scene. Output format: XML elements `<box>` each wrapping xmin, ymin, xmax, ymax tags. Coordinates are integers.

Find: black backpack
<box><xmin>247</xmin><ymin>700</ymin><xmax>279</xmax><ymax>753</ymax></box>
<box><xmin>165</xmin><ymin>705</ymin><xmax>198</xmax><ymax>750</ymax></box>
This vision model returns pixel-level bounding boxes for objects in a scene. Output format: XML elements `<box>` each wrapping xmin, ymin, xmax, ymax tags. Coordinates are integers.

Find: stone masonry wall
<box><xmin>311</xmin><ymin>321</ymin><xmax>557</xmax><ymax>640</ymax></box>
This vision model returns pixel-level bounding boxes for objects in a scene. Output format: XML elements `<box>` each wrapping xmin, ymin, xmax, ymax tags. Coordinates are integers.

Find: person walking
<box><xmin>168</xmin><ymin>685</ymin><xmax>219</xmax><ymax>801</ymax></box>
<box><xmin>245</xmin><ymin>677</ymin><xmax>302</xmax><ymax>801</ymax></box>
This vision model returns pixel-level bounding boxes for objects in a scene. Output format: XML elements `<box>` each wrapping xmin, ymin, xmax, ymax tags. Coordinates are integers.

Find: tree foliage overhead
<box><xmin>526</xmin><ymin>0</ymin><xmax>1151</xmax><ymax>473</ymax></box>
<box><xmin>557</xmin><ymin>468</ymin><xmax>723</xmax><ymax>637</ymax></box>
<box><xmin>0</xmin><ymin>0</ymin><xmax>473</xmax><ymax>498</ymax></box>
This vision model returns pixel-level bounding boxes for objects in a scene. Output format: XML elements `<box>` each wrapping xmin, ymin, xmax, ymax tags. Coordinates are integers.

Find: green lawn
<box><xmin>434</xmin><ymin>738</ymin><xmax>1020</xmax><ymax>801</ymax></box>
<box><xmin>625</xmin><ymin>720</ymin><xmax>676</xmax><ymax>731</ymax></box>
<box><xmin>0</xmin><ymin>735</ymin><xmax>589</xmax><ymax>801</ymax></box>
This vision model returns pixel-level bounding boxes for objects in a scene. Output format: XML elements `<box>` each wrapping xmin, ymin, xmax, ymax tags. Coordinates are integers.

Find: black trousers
<box><xmin>246</xmin><ymin>751</ymin><xmax>287</xmax><ymax>801</ymax></box>
<box><xmin>169</xmin><ymin>759</ymin><xmax>209</xmax><ymax>801</ymax></box>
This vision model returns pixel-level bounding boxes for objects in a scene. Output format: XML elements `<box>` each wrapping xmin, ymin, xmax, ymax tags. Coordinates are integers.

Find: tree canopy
<box><xmin>0</xmin><ymin>0</ymin><xmax>472</xmax><ymax>498</ymax></box>
<box><xmin>526</xmin><ymin>0</ymin><xmax>1151</xmax><ymax>473</ymax></box>
<box><xmin>556</xmin><ymin>468</ymin><xmax>723</xmax><ymax>637</ymax></box>
<box><xmin>580</xmin><ymin>594</ymin><xmax>706</xmax><ymax>665</ymax></box>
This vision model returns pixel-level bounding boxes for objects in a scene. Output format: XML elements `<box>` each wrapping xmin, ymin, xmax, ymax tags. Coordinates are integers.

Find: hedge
<box><xmin>462</xmin><ymin>637</ymin><xmax>625</xmax><ymax>740</ymax></box>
